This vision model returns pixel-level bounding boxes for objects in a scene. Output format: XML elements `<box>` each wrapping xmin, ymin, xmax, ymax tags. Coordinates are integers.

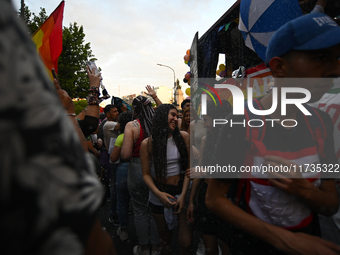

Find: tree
<box><xmin>21</xmin><ymin>4</ymin><xmax>96</xmax><ymax>99</ymax></box>
<box><xmin>58</xmin><ymin>23</ymin><xmax>95</xmax><ymax>98</ymax></box>
<box><xmin>74</xmin><ymin>100</ymin><xmax>88</xmax><ymax>115</ymax></box>
<box><xmin>20</xmin><ymin>6</ymin><xmax>48</xmax><ymax>35</ymax></box>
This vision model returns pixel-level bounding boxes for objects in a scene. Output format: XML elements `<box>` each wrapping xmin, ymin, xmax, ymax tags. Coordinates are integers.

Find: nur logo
<box><xmin>200</xmin><ymin>84</ymin><xmax>312</xmax><ymax>116</ymax></box>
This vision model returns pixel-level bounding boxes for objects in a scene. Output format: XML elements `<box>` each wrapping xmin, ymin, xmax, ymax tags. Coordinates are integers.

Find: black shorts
<box><xmin>149</xmin><ymin>201</ymin><xmax>165</xmax><ymax>214</ymax></box>
<box><xmin>149</xmin><ymin>180</ymin><xmax>183</xmax><ymax>214</ymax></box>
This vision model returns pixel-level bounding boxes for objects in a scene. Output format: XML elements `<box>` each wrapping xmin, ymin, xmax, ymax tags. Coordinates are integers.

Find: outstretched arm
<box><xmin>53</xmin><ymin>79</ymin><xmax>88</xmax><ymax>151</ymax></box>
<box><xmin>82</xmin><ymin>66</ymin><xmax>102</xmax><ymax>119</ymax></box>
<box><xmin>146</xmin><ymin>85</ymin><xmax>162</xmax><ymax>106</ymax></box>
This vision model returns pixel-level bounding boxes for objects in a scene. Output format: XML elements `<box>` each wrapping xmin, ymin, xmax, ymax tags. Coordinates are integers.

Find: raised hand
<box><xmin>145</xmin><ymin>85</ymin><xmax>156</xmax><ymax>98</ymax></box>
<box><xmin>86</xmin><ymin>66</ymin><xmax>101</xmax><ymax>88</ymax></box>
<box><xmin>53</xmin><ymin>78</ymin><xmax>75</xmax><ymax>114</ymax></box>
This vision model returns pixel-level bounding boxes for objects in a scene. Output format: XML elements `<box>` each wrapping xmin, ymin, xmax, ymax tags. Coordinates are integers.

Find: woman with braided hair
<box><xmin>141</xmin><ymin>104</ymin><xmax>192</xmax><ymax>255</ymax></box>
<box><xmin>121</xmin><ymin>95</ymin><xmax>160</xmax><ymax>255</ymax></box>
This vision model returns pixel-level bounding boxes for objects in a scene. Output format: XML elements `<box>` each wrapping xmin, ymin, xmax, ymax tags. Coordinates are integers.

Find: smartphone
<box><xmin>86</xmin><ymin>61</ymin><xmax>100</xmax><ymax>75</ymax></box>
<box><xmin>168</xmin><ymin>197</ymin><xmax>177</xmax><ymax>203</ymax></box>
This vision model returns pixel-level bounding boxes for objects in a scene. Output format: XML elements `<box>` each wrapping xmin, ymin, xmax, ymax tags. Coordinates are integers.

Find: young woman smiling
<box><xmin>141</xmin><ymin>104</ymin><xmax>192</xmax><ymax>255</ymax></box>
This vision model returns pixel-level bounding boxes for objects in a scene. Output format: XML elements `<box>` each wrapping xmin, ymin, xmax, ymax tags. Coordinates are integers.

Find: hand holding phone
<box><xmin>86</xmin><ymin>61</ymin><xmax>100</xmax><ymax>75</ymax></box>
<box><xmin>168</xmin><ymin>197</ymin><xmax>177</xmax><ymax>203</ymax></box>
<box><xmin>85</xmin><ymin>60</ymin><xmax>111</xmax><ymax>101</ymax></box>
<box><xmin>168</xmin><ymin>197</ymin><xmax>178</xmax><ymax>212</ymax></box>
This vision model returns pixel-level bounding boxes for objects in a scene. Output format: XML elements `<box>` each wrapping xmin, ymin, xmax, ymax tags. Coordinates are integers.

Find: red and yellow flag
<box><xmin>32</xmin><ymin>1</ymin><xmax>65</xmax><ymax>79</ymax></box>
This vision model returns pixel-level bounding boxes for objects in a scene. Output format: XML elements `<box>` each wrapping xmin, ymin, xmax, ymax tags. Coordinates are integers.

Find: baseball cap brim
<box><xmin>265</xmin><ymin>12</ymin><xmax>340</xmax><ymax>66</ymax></box>
<box><xmin>293</xmin><ymin>26</ymin><xmax>340</xmax><ymax>51</ymax></box>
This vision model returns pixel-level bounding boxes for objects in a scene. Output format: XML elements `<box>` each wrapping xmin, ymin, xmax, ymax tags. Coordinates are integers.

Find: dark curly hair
<box><xmin>151</xmin><ymin>104</ymin><xmax>188</xmax><ymax>187</ymax></box>
<box><xmin>118</xmin><ymin>111</ymin><xmax>132</xmax><ymax>133</ymax></box>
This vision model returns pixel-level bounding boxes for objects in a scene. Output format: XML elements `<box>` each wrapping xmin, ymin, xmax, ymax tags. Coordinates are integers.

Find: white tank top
<box><xmin>166</xmin><ymin>136</ymin><xmax>181</xmax><ymax>177</ymax></box>
<box><xmin>148</xmin><ymin>136</ymin><xmax>181</xmax><ymax>205</ymax></box>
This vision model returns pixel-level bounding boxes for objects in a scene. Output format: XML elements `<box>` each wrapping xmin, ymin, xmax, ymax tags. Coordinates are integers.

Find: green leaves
<box><xmin>21</xmin><ymin>6</ymin><xmax>48</xmax><ymax>34</ymax></box>
<box><xmin>58</xmin><ymin>22</ymin><xmax>95</xmax><ymax>99</ymax></box>
<box><xmin>74</xmin><ymin>100</ymin><xmax>88</xmax><ymax>115</ymax></box>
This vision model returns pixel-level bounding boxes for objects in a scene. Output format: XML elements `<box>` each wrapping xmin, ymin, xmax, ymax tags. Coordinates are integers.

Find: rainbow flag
<box><xmin>32</xmin><ymin>1</ymin><xmax>65</xmax><ymax>79</ymax></box>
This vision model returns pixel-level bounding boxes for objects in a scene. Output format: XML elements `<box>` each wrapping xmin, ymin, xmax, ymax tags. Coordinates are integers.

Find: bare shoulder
<box><xmin>125</xmin><ymin>121</ymin><xmax>133</xmax><ymax>128</ymax></box>
<box><xmin>180</xmin><ymin>131</ymin><xmax>190</xmax><ymax>140</ymax></box>
<box><xmin>141</xmin><ymin>137</ymin><xmax>150</xmax><ymax>146</ymax></box>
<box><xmin>131</xmin><ymin>120</ymin><xmax>140</xmax><ymax>128</ymax></box>
<box><xmin>141</xmin><ymin>137</ymin><xmax>152</xmax><ymax>153</ymax></box>
<box><xmin>125</xmin><ymin>120</ymin><xmax>139</xmax><ymax>131</ymax></box>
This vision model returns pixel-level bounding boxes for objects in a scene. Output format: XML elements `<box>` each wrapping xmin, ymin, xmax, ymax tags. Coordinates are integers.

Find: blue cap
<box><xmin>265</xmin><ymin>12</ymin><xmax>340</xmax><ymax>66</ymax></box>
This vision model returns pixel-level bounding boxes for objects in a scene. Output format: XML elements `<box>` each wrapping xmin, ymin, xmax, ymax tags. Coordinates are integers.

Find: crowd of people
<box><xmin>2</xmin><ymin>0</ymin><xmax>340</xmax><ymax>254</ymax></box>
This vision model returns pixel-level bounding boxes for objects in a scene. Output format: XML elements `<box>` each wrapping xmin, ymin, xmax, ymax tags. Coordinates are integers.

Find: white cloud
<box><xmin>21</xmin><ymin>0</ymin><xmax>235</xmax><ymax>99</ymax></box>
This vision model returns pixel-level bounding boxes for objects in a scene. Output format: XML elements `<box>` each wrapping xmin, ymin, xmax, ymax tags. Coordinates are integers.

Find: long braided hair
<box><xmin>132</xmin><ymin>95</ymin><xmax>154</xmax><ymax>138</ymax></box>
<box><xmin>151</xmin><ymin>104</ymin><xmax>188</xmax><ymax>187</ymax></box>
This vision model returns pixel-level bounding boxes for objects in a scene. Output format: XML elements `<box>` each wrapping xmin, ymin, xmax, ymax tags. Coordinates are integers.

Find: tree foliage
<box><xmin>20</xmin><ymin>4</ymin><xmax>96</xmax><ymax>99</ymax></box>
<box><xmin>21</xmin><ymin>6</ymin><xmax>48</xmax><ymax>34</ymax></box>
<box><xmin>74</xmin><ymin>100</ymin><xmax>88</xmax><ymax>115</ymax></box>
<box><xmin>58</xmin><ymin>23</ymin><xmax>95</xmax><ymax>98</ymax></box>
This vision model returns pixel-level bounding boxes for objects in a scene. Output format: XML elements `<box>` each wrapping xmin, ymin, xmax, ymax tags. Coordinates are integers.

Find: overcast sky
<box><xmin>14</xmin><ymin>0</ymin><xmax>236</xmax><ymax>100</ymax></box>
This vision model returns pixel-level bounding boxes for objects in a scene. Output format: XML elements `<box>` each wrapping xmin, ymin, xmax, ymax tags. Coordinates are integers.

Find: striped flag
<box><xmin>32</xmin><ymin>1</ymin><xmax>65</xmax><ymax>79</ymax></box>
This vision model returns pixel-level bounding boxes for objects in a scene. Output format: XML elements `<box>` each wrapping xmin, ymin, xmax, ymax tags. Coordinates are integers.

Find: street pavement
<box><xmin>97</xmin><ymin>199</ymin><xmax>138</xmax><ymax>255</ymax></box>
<box><xmin>97</xmin><ymin>199</ymin><xmax>199</xmax><ymax>255</ymax></box>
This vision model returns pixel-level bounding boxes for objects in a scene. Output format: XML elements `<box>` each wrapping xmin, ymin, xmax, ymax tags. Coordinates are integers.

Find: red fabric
<box><xmin>49</xmin><ymin>1</ymin><xmax>64</xmax><ymax>73</ymax></box>
<box><xmin>32</xmin><ymin>1</ymin><xmax>64</xmax><ymax>77</ymax></box>
<box><xmin>132</xmin><ymin>119</ymin><xmax>144</xmax><ymax>158</ymax></box>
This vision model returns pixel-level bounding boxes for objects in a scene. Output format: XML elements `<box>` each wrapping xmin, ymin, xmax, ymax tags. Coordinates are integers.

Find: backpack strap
<box><xmin>303</xmin><ymin>104</ymin><xmax>327</xmax><ymax>158</ymax></box>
